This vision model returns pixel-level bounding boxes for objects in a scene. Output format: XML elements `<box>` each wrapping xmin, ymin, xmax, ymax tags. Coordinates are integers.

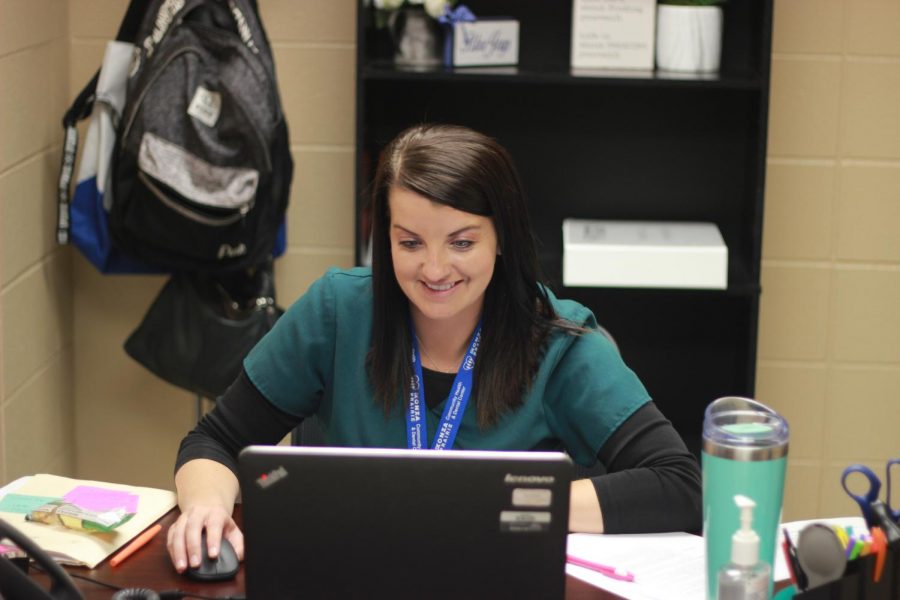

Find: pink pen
<box><xmin>566</xmin><ymin>554</ymin><xmax>636</xmax><ymax>582</ymax></box>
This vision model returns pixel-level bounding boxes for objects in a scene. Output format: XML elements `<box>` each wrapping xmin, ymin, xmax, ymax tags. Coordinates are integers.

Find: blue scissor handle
<box><xmin>887</xmin><ymin>458</ymin><xmax>900</xmax><ymax>522</ymax></box>
<box><xmin>841</xmin><ymin>464</ymin><xmax>881</xmax><ymax>527</ymax></box>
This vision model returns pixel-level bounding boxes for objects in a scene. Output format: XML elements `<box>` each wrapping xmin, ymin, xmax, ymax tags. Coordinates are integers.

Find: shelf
<box><xmin>538</xmin><ymin>252</ymin><xmax>760</xmax><ymax>296</ymax></box>
<box><xmin>356</xmin><ymin>0</ymin><xmax>774</xmax><ymax>440</ymax></box>
<box><xmin>362</xmin><ymin>61</ymin><xmax>765</xmax><ymax>90</ymax></box>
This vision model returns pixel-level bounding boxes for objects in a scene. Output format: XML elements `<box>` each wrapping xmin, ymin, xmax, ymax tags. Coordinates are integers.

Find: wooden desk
<box><xmin>30</xmin><ymin>508</ymin><xmax>617</xmax><ymax>599</ymax></box>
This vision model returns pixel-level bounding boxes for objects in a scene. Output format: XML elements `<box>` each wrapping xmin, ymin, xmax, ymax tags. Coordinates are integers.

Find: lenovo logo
<box><xmin>504</xmin><ymin>474</ymin><xmax>555</xmax><ymax>485</ymax></box>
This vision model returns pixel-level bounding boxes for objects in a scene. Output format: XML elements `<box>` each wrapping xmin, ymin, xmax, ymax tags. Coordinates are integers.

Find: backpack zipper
<box><xmin>122</xmin><ymin>46</ymin><xmax>203</xmax><ymax>143</ymax></box>
<box><xmin>138</xmin><ymin>171</ymin><xmax>249</xmax><ymax>226</ymax></box>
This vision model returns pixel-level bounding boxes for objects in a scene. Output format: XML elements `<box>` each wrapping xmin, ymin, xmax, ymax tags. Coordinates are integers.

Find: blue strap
<box><xmin>407</xmin><ymin>322</ymin><xmax>482</xmax><ymax>450</ymax></box>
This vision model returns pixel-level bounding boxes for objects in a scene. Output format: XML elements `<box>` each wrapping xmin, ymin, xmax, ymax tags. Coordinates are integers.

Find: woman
<box><xmin>167</xmin><ymin>124</ymin><xmax>701</xmax><ymax>572</ymax></box>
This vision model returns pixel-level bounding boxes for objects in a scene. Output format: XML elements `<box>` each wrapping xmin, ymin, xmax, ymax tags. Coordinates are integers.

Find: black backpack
<box><xmin>110</xmin><ymin>0</ymin><xmax>292</xmax><ymax>272</ymax></box>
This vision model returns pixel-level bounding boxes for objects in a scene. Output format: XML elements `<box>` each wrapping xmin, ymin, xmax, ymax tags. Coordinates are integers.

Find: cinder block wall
<box><xmin>0</xmin><ymin>0</ymin><xmax>74</xmax><ymax>483</ymax></box>
<box><xmin>759</xmin><ymin>0</ymin><xmax>900</xmax><ymax>521</ymax></box>
<box><xmin>0</xmin><ymin>1</ymin><xmax>897</xmax><ymax>522</ymax></box>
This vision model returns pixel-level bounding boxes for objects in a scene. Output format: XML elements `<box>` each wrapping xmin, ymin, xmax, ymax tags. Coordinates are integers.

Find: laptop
<box><xmin>238</xmin><ymin>446</ymin><xmax>573</xmax><ymax>600</ymax></box>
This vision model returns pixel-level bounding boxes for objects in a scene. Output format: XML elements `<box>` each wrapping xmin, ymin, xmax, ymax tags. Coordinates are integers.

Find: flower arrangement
<box><xmin>658</xmin><ymin>0</ymin><xmax>724</xmax><ymax>5</ymax></box>
<box><xmin>373</xmin><ymin>0</ymin><xmax>456</xmax><ymax>26</ymax></box>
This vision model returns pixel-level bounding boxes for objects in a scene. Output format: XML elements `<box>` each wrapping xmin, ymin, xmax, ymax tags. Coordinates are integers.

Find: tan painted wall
<box><xmin>0</xmin><ymin>1</ymin><xmax>896</xmax><ymax>522</ymax></box>
<box><xmin>760</xmin><ymin>0</ymin><xmax>900</xmax><ymax>522</ymax></box>
<box><xmin>0</xmin><ymin>0</ymin><xmax>75</xmax><ymax>483</ymax></box>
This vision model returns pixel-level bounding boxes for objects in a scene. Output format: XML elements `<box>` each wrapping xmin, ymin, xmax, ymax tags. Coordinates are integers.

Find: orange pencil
<box><xmin>110</xmin><ymin>523</ymin><xmax>162</xmax><ymax>567</ymax></box>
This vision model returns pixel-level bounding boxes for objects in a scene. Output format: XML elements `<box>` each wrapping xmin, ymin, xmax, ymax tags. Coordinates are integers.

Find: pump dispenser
<box><xmin>717</xmin><ymin>495</ymin><xmax>771</xmax><ymax>600</ymax></box>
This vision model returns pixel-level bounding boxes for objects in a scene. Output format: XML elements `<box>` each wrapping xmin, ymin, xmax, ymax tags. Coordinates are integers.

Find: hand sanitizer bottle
<box><xmin>717</xmin><ymin>495</ymin><xmax>771</xmax><ymax>600</ymax></box>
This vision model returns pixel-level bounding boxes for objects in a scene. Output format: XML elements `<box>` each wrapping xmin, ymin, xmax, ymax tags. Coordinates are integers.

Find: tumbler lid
<box><xmin>702</xmin><ymin>396</ymin><xmax>789</xmax><ymax>460</ymax></box>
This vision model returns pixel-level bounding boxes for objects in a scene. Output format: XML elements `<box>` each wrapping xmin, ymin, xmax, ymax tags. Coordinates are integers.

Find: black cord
<box><xmin>30</xmin><ymin>562</ymin><xmax>245</xmax><ymax>600</ymax></box>
<box><xmin>31</xmin><ymin>562</ymin><xmax>120</xmax><ymax>592</ymax></box>
<box><xmin>159</xmin><ymin>592</ymin><xmax>246</xmax><ymax>600</ymax></box>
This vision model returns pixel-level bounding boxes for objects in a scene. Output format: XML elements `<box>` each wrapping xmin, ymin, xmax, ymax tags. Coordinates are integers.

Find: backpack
<box><xmin>57</xmin><ymin>0</ymin><xmax>293</xmax><ymax>273</ymax></box>
<box><xmin>110</xmin><ymin>0</ymin><xmax>291</xmax><ymax>272</ymax></box>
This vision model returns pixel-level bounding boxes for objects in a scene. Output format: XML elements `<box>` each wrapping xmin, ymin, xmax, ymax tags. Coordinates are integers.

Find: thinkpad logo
<box><xmin>504</xmin><ymin>474</ymin><xmax>555</xmax><ymax>485</ymax></box>
<box><xmin>256</xmin><ymin>465</ymin><xmax>288</xmax><ymax>489</ymax></box>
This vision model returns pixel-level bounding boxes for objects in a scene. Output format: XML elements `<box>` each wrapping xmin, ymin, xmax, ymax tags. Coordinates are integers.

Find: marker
<box><xmin>566</xmin><ymin>554</ymin><xmax>635</xmax><ymax>582</ymax></box>
<box><xmin>110</xmin><ymin>523</ymin><xmax>162</xmax><ymax>567</ymax></box>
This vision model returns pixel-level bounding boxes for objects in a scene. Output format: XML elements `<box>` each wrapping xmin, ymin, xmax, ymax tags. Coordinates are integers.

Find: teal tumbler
<box><xmin>702</xmin><ymin>397</ymin><xmax>789</xmax><ymax>600</ymax></box>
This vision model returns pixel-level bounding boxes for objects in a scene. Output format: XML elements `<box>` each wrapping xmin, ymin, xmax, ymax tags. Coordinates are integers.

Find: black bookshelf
<box><xmin>354</xmin><ymin>0</ymin><xmax>774</xmax><ymax>452</ymax></box>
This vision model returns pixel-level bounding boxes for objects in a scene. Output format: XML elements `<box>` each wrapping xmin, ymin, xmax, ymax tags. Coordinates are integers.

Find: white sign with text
<box><xmin>571</xmin><ymin>0</ymin><xmax>655</xmax><ymax>70</ymax></box>
<box><xmin>452</xmin><ymin>19</ymin><xmax>519</xmax><ymax>67</ymax></box>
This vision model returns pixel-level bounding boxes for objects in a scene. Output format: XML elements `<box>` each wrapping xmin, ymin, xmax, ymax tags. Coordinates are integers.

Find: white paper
<box><xmin>0</xmin><ymin>475</ymin><xmax>31</xmax><ymax>497</ymax></box>
<box><xmin>566</xmin><ymin>532</ymin><xmax>705</xmax><ymax>600</ymax></box>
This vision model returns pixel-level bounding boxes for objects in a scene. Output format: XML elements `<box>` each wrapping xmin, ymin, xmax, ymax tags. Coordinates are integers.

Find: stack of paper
<box><xmin>567</xmin><ymin>532</ymin><xmax>706</xmax><ymax>600</ymax></box>
<box><xmin>0</xmin><ymin>474</ymin><xmax>176</xmax><ymax>568</ymax></box>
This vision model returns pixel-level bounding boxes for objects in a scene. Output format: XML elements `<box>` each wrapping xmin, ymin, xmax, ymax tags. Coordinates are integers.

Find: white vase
<box><xmin>655</xmin><ymin>5</ymin><xmax>723</xmax><ymax>73</ymax></box>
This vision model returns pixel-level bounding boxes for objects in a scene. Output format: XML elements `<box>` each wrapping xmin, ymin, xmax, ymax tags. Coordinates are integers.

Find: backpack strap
<box><xmin>57</xmin><ymin>0</ymin><xmax>151</xmax><ymax>244</ymax></box>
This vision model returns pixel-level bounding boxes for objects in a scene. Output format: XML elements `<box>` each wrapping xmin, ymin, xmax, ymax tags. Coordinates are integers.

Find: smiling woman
<box><xmin>168</xmin><ymin>124</ymin><xmax>702</xmax><ymax>574</ymax></box>
<box><xmin>388</xmin><ymin>187</ymin><xmax>498</xmax><ymax>372</ymax></box>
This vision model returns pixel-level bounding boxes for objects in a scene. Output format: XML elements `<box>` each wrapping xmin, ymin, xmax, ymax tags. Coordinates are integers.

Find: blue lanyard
<box><xmin>407</xmin><ymin>322</ymin><xmax>482</xmax><ymax>450</ymax></box>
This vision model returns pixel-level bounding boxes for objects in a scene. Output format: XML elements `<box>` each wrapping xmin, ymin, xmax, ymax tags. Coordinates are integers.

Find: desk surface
<box><xmin>31</xmin><ymin>508</ymin><xmax>619</xmax><ymax>600</ymax></box>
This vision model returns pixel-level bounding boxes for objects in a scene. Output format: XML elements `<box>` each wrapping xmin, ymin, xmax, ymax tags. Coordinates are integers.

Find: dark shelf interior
<box><xmin>356</xmin><ymin>0</ymin><xmax>773</xmax><ymax>448</ymax></box>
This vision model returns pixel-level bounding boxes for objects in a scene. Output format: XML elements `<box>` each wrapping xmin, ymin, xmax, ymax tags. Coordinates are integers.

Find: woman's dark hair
<box><xmin>368</xmin><ymin>123</ymin><xmax>572</xmax><ymax>427</ymax></box>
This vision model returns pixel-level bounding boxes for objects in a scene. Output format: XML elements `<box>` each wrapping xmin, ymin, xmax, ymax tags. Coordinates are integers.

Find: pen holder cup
<box><xmin>793</xmin><ymin>539</ymin><xmax>899</xmax><ymax>600</ymax></box>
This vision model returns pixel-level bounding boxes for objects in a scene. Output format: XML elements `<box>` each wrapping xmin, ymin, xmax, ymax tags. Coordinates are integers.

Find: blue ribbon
<box><xmin>437</xmin><ymin>4</ymin><xmax>476</xmax><ymax>26</ymax></box>
<box><xmin>438</xmin><ymin>4</ymin><xmax>476</xmax><ymax>66</ymax></box>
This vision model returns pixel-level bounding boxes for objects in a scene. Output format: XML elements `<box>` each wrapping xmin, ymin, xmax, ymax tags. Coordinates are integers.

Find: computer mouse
<box><xmin>185</xmin><ymin>531</ymin><xmax>239</xmax><ymax>582</ymax></box>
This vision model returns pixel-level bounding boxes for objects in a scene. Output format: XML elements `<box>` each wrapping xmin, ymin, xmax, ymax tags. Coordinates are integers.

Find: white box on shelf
<box><xmin>448</xmin><ymin>19</ymin><xmax>519</xmax><ymax>67</ymax></box>
<box><xmin>570</xmin><ymin>0</ymin><xmax>656</xmax><ymax>70</ymax></box>
<box><xmin>562</xmin><ymin>220</ymin><xmax>728</xmax><ymax>289</ymax></box>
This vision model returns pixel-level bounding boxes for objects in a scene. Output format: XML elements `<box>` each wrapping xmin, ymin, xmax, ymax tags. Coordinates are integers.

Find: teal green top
<box><xmin>244</xmin><ymin>267</ymin><xmax>650</xmax><ymax>467</ymax></box>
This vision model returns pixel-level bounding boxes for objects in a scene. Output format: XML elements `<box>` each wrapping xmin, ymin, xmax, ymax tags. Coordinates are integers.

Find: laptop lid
<box><xmin>238</xmin><ymin>446</ymin><xmax>573</xmax><ymax>600</ymax></box>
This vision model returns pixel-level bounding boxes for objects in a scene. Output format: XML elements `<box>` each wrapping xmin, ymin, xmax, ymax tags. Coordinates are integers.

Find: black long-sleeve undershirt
<box><xmin>176</xmin><ymin>369</ymin><xmax>701</xmax><ymax>533</ymax></box>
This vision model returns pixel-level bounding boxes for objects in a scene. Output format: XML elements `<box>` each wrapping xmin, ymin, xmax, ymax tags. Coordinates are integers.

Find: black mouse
<box><xmin>185</xmin><ymin>530</ymin><xmax>239</xmax><ymax>581</ymax></box>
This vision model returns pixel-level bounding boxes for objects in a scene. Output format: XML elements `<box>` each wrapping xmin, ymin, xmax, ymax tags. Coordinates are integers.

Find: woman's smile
<box><xmin>421</xmin><ymin>279</ymin><xmax>460</xmax><ymax>295</ymax></box>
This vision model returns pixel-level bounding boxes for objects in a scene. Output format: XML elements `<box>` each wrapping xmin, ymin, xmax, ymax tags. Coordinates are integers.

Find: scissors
<box><xmin>841</xmin><ymin>460</ymin><xmax>900</xmax><ymax>530</ymax></box>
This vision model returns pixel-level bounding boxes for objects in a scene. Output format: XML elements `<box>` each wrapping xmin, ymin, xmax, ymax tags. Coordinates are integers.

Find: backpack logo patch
<box><xmin>187</xmin><ymin>86</ymin><xmax>222</xmax><ymax>127</ymax></box>
<box><xmin>217</xmin><ymin>242</ymin><xmax>247</xmax><ymax>259</ymax></box>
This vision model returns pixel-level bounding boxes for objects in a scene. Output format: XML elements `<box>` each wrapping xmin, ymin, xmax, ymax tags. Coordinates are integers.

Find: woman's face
<box><xmin>388</xmin><ymin>186</ymin><xmax>498</xmax><ymax>333</ymax></box>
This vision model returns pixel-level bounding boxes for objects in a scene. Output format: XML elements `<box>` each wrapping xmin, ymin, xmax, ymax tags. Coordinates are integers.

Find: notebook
<box><xmin>238</xmin><ymin>445</ymin><xmax>573</xmax><ymax>600</ymax></box>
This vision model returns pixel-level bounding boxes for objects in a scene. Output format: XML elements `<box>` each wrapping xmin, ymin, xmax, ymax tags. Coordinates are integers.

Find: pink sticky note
<box><xmin>63</xmin><ymin>486</ymin><xmax>139</xmax><ymax>513</ymax></box>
